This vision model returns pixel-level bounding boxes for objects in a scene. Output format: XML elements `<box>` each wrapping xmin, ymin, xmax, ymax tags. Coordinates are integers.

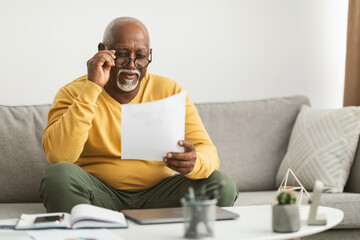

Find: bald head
<box><xmin>102</xmin><ymin>17</ymin><xmax>150</xmax><ymax>47</ymax></box>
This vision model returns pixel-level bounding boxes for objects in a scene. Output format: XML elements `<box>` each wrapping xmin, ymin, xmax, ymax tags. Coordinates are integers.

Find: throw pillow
<box><xmin>276</xmin><ymin>105</ymin><xmax>360</xmax><ymax>193</ymax></box>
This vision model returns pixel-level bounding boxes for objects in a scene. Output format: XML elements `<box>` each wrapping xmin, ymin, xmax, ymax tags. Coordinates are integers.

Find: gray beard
<box><xmin>116</xmin><ymin>69</ymin><xmax>140</xmax><ymax>92</ymax></box>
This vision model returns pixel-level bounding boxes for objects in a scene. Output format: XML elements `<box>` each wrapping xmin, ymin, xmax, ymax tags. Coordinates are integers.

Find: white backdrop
<box><xmin>0</xmin><ymin>0</ymin><xmax>348</xmax><ymax>108</ymax></box>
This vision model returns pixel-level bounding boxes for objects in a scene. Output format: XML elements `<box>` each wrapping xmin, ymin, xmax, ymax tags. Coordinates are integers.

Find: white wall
<box><xmin>0</xmin><ymin>0</ymin><xmax>348</xmax><ymax>108</ymax></box>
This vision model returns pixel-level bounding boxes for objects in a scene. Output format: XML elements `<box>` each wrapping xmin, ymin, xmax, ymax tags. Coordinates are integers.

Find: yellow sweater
<box><xmin>43</xmin><ymin>73</ymin><xmax>219</xmax><ymax>190</ymax></box>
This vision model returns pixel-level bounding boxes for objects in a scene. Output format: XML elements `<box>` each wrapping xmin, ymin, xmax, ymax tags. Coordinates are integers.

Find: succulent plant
<box><xmin>277</xmin><ymin>191</ymin><xmax>297</xmax><ymax>204</ymax></box>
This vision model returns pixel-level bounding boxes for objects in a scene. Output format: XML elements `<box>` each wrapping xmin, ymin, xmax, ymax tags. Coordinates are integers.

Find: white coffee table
<box><xmin>0</xmin><ymin>205</ymin><xmax>344</xmax><ymax>240</ymax></box>
<box><xmin>113</xmin><ymin>205</ymin><xmax>343</xmax><ymax>240</ymax></box>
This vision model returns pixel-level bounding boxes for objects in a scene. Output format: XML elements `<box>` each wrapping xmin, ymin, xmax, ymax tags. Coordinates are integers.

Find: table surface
<box><xmin>0</xmin><ymin>205</ymin><xmax>344</xmax><ymax>240</ymax></box>
<box><xmin>114</xmin><ymin>205</ymin><xmax>344</xmax><ymax>240</ymax></box>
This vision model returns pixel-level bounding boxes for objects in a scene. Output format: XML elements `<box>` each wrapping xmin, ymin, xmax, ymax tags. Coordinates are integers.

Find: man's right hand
<box><xmin>87</xmin><ymin>50</ymin><xmax>116</xmax><ymax>87</ymax></box>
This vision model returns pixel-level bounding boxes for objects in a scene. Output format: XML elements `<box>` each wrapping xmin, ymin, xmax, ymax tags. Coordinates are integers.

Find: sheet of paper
<box><xmin>121</xmin><ymin>92</ymin><xmax>186</xmax><ymax>161</ymax></box>
<box><xmin>0</xmin><ymin>218</ymin><xmax>17</xmax><ymax>229</ymax></box>
<box><xmin>0</xmin><ymin>232</ymin><xmax>30</xmax><ymax>240</ymax></box>
<box><xmin>27</xmin><ymin>229</ymin><xmax>123</xmax><ymax>240</ymax></box>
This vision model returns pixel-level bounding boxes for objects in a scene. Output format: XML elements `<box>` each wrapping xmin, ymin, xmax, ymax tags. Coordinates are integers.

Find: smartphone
<box><xmin>34</xmin><ymin>214</ymin><xmax>64</xmax><ymax>224</ymax></box>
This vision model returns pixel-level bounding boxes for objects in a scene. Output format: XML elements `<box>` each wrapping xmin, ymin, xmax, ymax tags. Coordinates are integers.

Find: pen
<box><xmin>211</xmin><ymin>180</ymin><xmax>226</xmax><ymax>200</ymax></box>
<box><xmin>188</xmin><ymin>187</ymin><xmax>195</xmax><ymax>202</ymax></box>
<box><xmin>199</xmin><ymin>184</ymin><xmax>207</xmax><ymax>200</ymax></box>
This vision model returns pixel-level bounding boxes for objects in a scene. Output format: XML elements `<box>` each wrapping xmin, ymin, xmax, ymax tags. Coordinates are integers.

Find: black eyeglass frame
<box><xmin>114</xmin><ymin>48</ymin><xmax>152</xmax><ymax>69</ymax></box>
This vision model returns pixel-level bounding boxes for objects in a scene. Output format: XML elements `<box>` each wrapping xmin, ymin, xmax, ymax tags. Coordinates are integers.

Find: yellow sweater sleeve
<box><xmin>183</xmin><ymin>96</ymin><xmax>219</xmax><ymax>179</ymax></box>
<box><xmin>42</xmin><ymin>80</ymin><xmax>103</xmax><ymax>164</ymax></box>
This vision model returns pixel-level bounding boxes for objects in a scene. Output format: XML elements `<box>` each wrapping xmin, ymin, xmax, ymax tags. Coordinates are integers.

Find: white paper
<box><xmin>0</xmin><ymin>232</ymin><xmax>30</xmax><ymax>240</ymax></box>
<box><xmin>121</xmin><ymin>92</ymin><xmax>186</xmax><ymax>161</ymax></box>
<box><xmin>0</xmin><ymin>218</ymin><xmax>18</xmax><ymax>225</ymax></box>
<box><xmin>27</xmin><ymin>229</ymin><xmax>122</xmax><ymax>240</ymax></box>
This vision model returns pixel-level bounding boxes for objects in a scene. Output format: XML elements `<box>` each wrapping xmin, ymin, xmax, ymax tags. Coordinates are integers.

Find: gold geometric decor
<box><xmin>273</xmin><ymin>168</ymin><xmax>312</xmax><ymax>207</ymax></box>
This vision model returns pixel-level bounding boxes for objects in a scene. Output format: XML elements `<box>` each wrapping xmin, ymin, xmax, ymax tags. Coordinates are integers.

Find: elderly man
<box><xmin>40</xmin><ymin>17</ymin><xmax>238</xmax><ymax>213</ymax></box>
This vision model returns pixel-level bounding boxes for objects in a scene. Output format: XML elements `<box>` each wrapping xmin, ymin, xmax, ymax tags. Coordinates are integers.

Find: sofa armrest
<box><xmin>345</xmin><ymin>135</ymin><xmax>360</xmax><ymax>193</ymax></box>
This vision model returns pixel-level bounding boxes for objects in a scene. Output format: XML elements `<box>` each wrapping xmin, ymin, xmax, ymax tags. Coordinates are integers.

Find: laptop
<box><xmin>122</xmin><ymin>207</ymin><xmax>239</xmax><ymax>224</ymax></box>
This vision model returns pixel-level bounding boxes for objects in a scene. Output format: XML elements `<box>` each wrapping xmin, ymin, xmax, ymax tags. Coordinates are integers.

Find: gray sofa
<box><xmin>1</xmin><ymin>95</ymin><xmax>359</xmax><ymax>239</ymax></box>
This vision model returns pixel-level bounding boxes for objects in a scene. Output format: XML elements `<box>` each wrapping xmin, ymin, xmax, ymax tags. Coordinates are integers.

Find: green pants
<box><xmin>39</xmin><ymin>162</ymin><xmax>239</xmax><ymax>213</ymax></box>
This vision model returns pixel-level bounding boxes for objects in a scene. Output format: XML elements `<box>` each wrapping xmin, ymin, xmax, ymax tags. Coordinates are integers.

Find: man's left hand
<box><xmin>163</xmin><ymin>140</ymin><xmax>197</xmax><ymax>175</ymax></box>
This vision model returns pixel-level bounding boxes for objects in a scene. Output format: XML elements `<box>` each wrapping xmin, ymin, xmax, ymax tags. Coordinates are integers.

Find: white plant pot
<box><xmin>272</xmin><ymin>204</ymin><xmax>300</xmax><ymax>233</ymax></box>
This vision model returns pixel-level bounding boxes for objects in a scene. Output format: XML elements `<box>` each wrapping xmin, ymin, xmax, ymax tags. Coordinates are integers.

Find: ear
<box><xmin>98</xmin><ymin>42</ymin><xmax>106</xmax><ymax>51</ymax></box>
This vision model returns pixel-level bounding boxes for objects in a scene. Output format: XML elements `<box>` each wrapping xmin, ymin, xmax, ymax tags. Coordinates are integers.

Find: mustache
<box><xmin>118</xmin><ymin>69</ymin><xmax>140</xmax><ymax>77</ymax></box>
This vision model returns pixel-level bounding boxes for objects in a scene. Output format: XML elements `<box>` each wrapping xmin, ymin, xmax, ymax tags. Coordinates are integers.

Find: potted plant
<box><xmin>272</xmin><ymin>191</ymin><xmax>300</xmax><ymax>232</ymax></box>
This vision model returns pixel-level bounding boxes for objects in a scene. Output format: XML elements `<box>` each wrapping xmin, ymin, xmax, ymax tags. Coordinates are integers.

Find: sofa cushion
<box><xmin>195</xmin><ymin>96</ymin><xmax>310</xmax><ymax>191</ymax></box>
<box><xmin>276</xmin><ymin>105</ymin><xmax>360</xmax><ymax>193</ymax></box>
<box><xmin>0</xmin><ymin>105</ymin><xmax>51</xmax><ymax>203</ymax></box>
<box><xmin>234</xmin><ymin>191</ymin><xmax>360</xmax><ymax>229</ymax></box>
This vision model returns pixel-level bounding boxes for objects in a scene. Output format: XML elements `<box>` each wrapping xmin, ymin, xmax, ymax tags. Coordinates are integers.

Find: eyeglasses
<box><xmin>115</xmin><ymin>49</ymin><xmax>152</xmax><ymax>69</ymax></box>
<box><xmin>115</xmin><ymin>49</ymin><xmax>152</xmax><ymax>68</ymax></box>
<box><xmin>104</xmin><ymin>43</ymin><xmax>152</xmax><ymax>69</ymax></box>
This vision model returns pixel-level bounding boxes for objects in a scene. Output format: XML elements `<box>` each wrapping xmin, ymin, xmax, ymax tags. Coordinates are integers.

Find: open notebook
<box><xmin>15</xmin><ymin>204</ymin><xmax>127</xmax><ymax>229</ymax></box>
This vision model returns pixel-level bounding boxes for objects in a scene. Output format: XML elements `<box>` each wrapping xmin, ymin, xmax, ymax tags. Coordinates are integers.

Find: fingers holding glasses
<box><xmin>96</xmin><ymin>50</ymin><xmax>116</xmax><ymax>67</ymax></box>
<box><xmin>87</xmin><ymin>50</ymin><xmax>116</xmax><ymax>87</ymax></box>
